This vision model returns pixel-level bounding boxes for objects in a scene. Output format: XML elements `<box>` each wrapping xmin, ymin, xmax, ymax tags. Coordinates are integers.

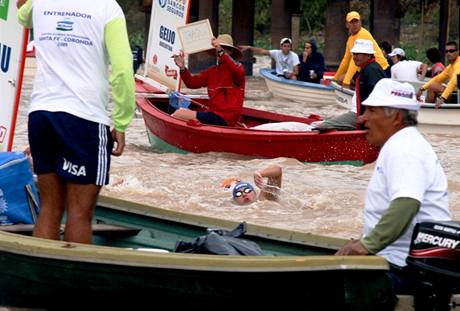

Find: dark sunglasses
<box><xmin>234</xmin><ymin>188</ymin><xmax>253</xmax><ymax>197</ymax></box>
<box><xmin>445</xmin><ymin>49</ymin><xmax>458</xmax><ymax>53</ymax></box>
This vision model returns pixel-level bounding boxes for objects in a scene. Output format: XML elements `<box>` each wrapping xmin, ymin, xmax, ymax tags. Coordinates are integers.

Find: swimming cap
<box><xmin>232</xmin><ymin>182</ymin><xmax>255</xmax><ymax>198</ymax></box>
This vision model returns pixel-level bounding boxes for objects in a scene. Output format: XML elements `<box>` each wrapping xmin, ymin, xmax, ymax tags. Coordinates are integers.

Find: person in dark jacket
<box><xmin>315</xmin><ymin>39</ymin><xmax>386</xmax><ymax>130</ymax></box>
<box><xmin>298</xmin><ymin>38</ymin><xmax>326</xmax><ymax>83</ymax></box>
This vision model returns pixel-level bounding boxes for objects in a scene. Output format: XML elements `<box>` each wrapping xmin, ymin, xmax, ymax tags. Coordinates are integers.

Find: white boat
<box><xmin>330</xmin><ymin>80</ymin><xmax>460</xmax><ymax>127</ymax></box>
<box><xmin>260</xmin><ymin>68</ymin><xmax>335</xmax><ymax>105</ymax></box>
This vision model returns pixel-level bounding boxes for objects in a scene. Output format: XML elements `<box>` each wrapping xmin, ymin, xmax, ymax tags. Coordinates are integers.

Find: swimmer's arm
<box><xmin>254</xmin><ymin>165</ymin><xmax>282</xmax><ymax>201</ymax></box>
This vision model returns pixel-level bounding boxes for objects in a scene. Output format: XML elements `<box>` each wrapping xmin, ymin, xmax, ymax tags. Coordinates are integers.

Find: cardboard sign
<box><xmin>177</xmin><ymin>19</ymin><xmax>213</xmax><ymax>54</ymax></box>
<box><xmin>0</xmin><ymin>0</ymin><xmax>28</xmax><ymax>152</ymax></box>
<box><xmin>143</xmin><ymin>0</ymin><xmax>191</xmax><ymax>91</ymax></box>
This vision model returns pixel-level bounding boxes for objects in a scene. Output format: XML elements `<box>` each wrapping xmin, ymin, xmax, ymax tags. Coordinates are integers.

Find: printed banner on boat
<box><xmin>143</xmin><ymin>0</ymin><xmax>191</xmax><ymax>91</ymax></box>
<box><xmin>0</xmin><ymin>0</ymin><xmax>28</xmax><ymax>152</ymax></box>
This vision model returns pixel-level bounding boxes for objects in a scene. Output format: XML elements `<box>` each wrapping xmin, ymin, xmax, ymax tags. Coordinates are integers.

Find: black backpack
<box><xmin>174</xmin><ymin>222</ymin><xmax>264</xmax><ymax>256</ymax></box>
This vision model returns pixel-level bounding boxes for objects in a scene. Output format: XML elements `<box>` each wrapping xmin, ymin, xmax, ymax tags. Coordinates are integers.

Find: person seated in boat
<box><xmin>240</xmin><ymin>38</ymin><xmax>300</xmax><ymax>80</ymax></box>
<box><xmin>416</xmin><ymin>41</ymin><xmax>460</xmax><ymax>108</ymax></box>
<box><xmin>425</xmin><ymin>47</ymin><xmax>445</xmax><ymax>78</ymax></box>
<box><xmin>335</xmin><ymin>79</ymin><xmax>452</xmax><ymax>295</ymax></box>
<box><xmin>297</xmin><ymin>38</ymin><xmax>326</xmax><ymax>84</ymax></box>
<box><xmin>171</xmin><ymin>34</ymin><xmax>245</xmax><ymax>127</ymax></box>
<box><xmin>314</xmin><ymin>39</ymin><xmax>386</xmax><ymax>130</ymax></box>
<box><xmin>389</xmin><ymin>48</ymin><xmax>427</xmax><ymax>82</ymax></box>
<box><xmin>379</xmin><ymin>40</ymin><xmax>394</xmax><ymax>68</ymax></box>
<box><xmin>333</xmin><ymin>11</ymin><xmax>389</xmax><ymax>87</ymax></box>
<box><xmin>221</xmin><ymin>165</ymin><xmax>282</xmax><ymax>206</ymax></box>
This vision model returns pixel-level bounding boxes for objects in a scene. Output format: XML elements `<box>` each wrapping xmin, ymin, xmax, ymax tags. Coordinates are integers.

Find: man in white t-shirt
<box><xmin>240</xmin><ymin>38</ymin><xmax>300</xmax><ymax>80</ymax></box>
<box><xmin>390</xmin><ymin>48</ymin><xmax>427</xmax><ymax>82</ymax></box>
<box><xmin>335</xmin><ymin>79</ymin><xmax>451</xmax><ymax>294</ymax></box>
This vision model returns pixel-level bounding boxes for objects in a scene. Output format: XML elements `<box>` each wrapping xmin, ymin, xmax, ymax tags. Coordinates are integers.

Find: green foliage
<box><xmin>300</xmin><ymin>0</ymin><xmax>326</xmax><ymax>33</ymax></box>
<box><xmin>255</xmin><ymin>0</ymin><xmax>271</xmax><ymax>35</ymax></box>
<box><xmin>219</xmin><ymin>0</ymin><xmax>232</xmax><ymax>35</ymax></box>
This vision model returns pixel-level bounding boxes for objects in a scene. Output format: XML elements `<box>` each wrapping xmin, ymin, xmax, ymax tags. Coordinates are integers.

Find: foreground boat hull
<box><xmin>136</xmin><ymin>88</ymin><xmax>379</xmax><ymax>164</ymax></box>
<box><xmin>260</xmin><ymin>68</ymin><xmax>335</xmax><ymax>104</ymax></box>
<box><xmin>0</xmin><ymin>196</ymin><xmax>394</xmax><ymax>309</ymax></box>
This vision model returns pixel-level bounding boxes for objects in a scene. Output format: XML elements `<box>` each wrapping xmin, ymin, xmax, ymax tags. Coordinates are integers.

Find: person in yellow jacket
<box><xmin>333</xmin><ymin>11</ymin><xmax>389</xmax><ymax>86</ymax></box>
<box><xmin>416</xmin><ymin>41</ymin><xmax>460</xmax><ymax>108</ymax></box>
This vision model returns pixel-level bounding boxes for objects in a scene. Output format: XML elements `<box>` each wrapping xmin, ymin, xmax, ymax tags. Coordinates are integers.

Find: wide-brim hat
<box><xmin>362</xmin><ymin>78</ymin><xmax>420</xmax><ymax>111</ymax></box>
<box><xmin>207</xmin><ymin>34</ymin><xmax>242</xmax><ymax>59</ymax></box>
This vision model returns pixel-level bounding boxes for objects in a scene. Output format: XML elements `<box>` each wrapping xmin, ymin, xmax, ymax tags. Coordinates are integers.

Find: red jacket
<box><xmin>181</xmin><ymin>53</ymin><xmax>245</xmax><ymax>126</ymax></box>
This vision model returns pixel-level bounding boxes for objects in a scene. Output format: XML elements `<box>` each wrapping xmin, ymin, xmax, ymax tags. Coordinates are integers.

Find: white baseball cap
<box><xmin>350</xmin><ymin>39</ymin><xmax>375</xmax><ymax>54</ymax></box>
<box><xmin>362</xmin><ymin>79</ymin><xmax>420</xmax><ymax>111</ymax></box>
<box><xmin>388</xmin><ymin>48</ymin><xmax>405</xmax><ymax>57</ymax></box>
<box><xmin>280</xmin><ymin>37</ymin><xmax>292</xmax><ymax>45</ymax></box>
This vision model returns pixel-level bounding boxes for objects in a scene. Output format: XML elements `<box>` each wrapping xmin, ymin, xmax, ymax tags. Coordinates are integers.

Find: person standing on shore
<box><xmin>17</xmin><ymin>0</ymin><xmax>135</xmax><ymax>244</ymax></box>
<box><xmin>333</xmin><ymin>11</ymin><xmax>389</xmax><ymax>86</ymax></box>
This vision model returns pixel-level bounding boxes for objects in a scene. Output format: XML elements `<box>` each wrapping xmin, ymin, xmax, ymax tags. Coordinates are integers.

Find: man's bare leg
<box><xmin>64</xmin><ymin>182</ymin><xmax>101</xmax><ymax>244</ymax></box>
<box><xmin>171</xmin><ymin>108</ymin><xmax>198</xmax><ymax>121</ymax></box>
<box><xmin>33</xmin><ymin>173</ymin><xmax>66</xmax><ymax>240</ymax></box>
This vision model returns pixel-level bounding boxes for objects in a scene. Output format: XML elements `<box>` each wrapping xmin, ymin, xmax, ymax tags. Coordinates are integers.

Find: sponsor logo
<box><xmin>414</xmin><ymin>232</ymin><xmax>460</xmax><ymax>249</ymax></box>
<box><xmin>62</xmin><ymin>158</ymin><xmax>87</xmax><ymax>177</ymax></box>
<box><xmin>0</xmin><ymin>126</ymin><xmax>6</xmax><ymax>143</ymax></box>
<box><xmin>159</xmin><ymin>0</ymin><xmax>167</xmax><ymax>8</ymax></box>
<box><xmin>56</xmin><ymin>19</ymin><xmax>74</xmax><ymax>31</ymax></box>
<box><xmin>0</xmin><ymin>42</ymin><xmax>12</xmax><ymax>73</ymax></box>
<box><xmin>159</xmin><ymin>0</ymin><xmax>186</xmax><ymax>18</ymax></box>
<box><xmin>391</xmin><ymin>90</ymin><xmax>414</xmax><ymax>99</ymax></box>
<box><xmin>0</xmin><ymin>0</ymin><xmax>9</xmax><ymax>21</ymax></box>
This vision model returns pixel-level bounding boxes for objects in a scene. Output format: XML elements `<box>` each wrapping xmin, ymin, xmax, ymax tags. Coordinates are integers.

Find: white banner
<box><xmin>0</xmin><ymin>0</ymin><xmax>28</xmax><ymax>152</ymax></box>
<box><xmin>143</xmin><ymin>0</ymin><xmax>191</xmax><ymax>91</ymax></box>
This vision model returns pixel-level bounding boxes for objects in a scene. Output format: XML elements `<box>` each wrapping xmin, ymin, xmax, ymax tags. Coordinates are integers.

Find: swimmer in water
<box><xmin>221</xmin><ymin>165</ymin><xmax>282</xmax><ymax>205</ymax></box>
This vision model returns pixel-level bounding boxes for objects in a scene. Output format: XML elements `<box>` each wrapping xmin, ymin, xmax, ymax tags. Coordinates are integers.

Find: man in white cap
<box><xmin>336</xmin><ymin>79</ymin><xmax>452</xmax><ymax>294</ymax></box>
<box><xmin>389</xmin><ymin>48</ymin><xmax>427</xmax><ymax>82</ymax></box>
<box><xmin>240</xmin><ymin>38</ymin><xmax>300</xmax><ymax>80</ymax></box>
<box><xmin>316</xmin><ymin>39</ymin><xmax>386</xmax><ymax>130</ymax></box>
<box><xmin>334</xmin><ymin>11</ymin><xmax>389</xmax><ymax>86</ymax></box>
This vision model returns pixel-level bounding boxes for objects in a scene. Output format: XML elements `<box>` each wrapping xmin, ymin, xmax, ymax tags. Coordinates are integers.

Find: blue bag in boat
<box><xmin>0</xmin><ymin>152</ymin><xmax>40</xmax><ymax>224</ymax></box>
<box><xmin>169</xmin><ymin>91</ymin><xmax>191</xmax><ymax>109</ymax></box>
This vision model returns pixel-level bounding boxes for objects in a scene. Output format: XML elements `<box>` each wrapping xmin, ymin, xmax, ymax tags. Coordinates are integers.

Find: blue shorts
<box><xmin>28</xmin><ymin>111</ymin><xmax>113</xmax><ymax>185</ymax></box>
<box><xmin>196</xmin><ymin>112</ymin><xmax>227</xmax><ymax>126</ymax></box>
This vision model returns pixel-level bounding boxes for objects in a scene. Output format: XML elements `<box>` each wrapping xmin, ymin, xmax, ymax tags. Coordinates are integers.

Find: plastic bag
<box><xmin>174</xmin><ymin>222</ymin><xmax>264</xmax><ymax>256</ymax></box>
<box><xmin>168</xmin><ymin>91</ymin><xmax>191</xmax><ymax>109</ymax></box>
<box><xmin>0</xmin><ymin>152</ymin><xmax>40</xmax><ymax>224</ymax></box>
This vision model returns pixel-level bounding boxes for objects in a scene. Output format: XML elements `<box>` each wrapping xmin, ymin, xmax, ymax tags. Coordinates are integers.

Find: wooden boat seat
<box><xmin>0</xmin><ymin>223</ymin><xmax>141</xmax><ymax>238</ymax></box>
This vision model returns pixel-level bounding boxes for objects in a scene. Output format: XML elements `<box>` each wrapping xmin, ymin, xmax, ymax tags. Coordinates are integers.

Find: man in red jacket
<box><xmin>172</xmin><ymin>34</ymin><xmax>245</xmax><ymax>126</ymax></box>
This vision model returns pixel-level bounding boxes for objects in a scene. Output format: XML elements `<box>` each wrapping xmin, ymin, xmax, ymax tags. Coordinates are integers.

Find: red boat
<box><xmin>135</xmin><ymin>83</ymin><xmax>379</xmax><ymax>165</ymax></box>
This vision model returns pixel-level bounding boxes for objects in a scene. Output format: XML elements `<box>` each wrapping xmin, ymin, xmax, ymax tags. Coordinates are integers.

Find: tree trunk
<box><xmin>232</xmin><ymin>0</ymin><xmax>255</xmax><ymax>75</ymax></box>
<box><xmin>324</xmin><ymin>0</ymin><xmax>349</xmax><ymax>71</ymax></box>
<box><xmin>372</xmin><ymin>0</ymin><xmax>401</xmax><ymax>46</ymax></box>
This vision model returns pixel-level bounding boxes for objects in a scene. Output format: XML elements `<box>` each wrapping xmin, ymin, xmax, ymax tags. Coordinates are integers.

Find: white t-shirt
<box><xmin>391</xmin><ymin>60</ymin><xmax>423</xmax><ymax>82</ymax></box>
<box><xmin>29</xmin><ymin>0</ymin><xmax>124</xmax><ymax>126</ymax></box>
<box><xmin>269</xmin><ymin>50</ymin><xmax>300</xmax><ymax>75</ymax></box>
<box><xmin>363</xmin><ymin>127</ymin><xmax>451</xmax><ymax>267</ymax></box>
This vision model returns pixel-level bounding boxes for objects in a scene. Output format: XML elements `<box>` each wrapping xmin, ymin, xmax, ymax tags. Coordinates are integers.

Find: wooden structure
<box><xmin>140</xmin><ymin>0</ymin><xmax>457</xmax><ymax>74</ymax></box>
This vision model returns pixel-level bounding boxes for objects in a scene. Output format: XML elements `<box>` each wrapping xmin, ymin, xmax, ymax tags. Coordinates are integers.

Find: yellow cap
<box><xmin>346</xmin><ymin>11</ymin><xmax>360</xmax><ymax>22</ymax></box>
